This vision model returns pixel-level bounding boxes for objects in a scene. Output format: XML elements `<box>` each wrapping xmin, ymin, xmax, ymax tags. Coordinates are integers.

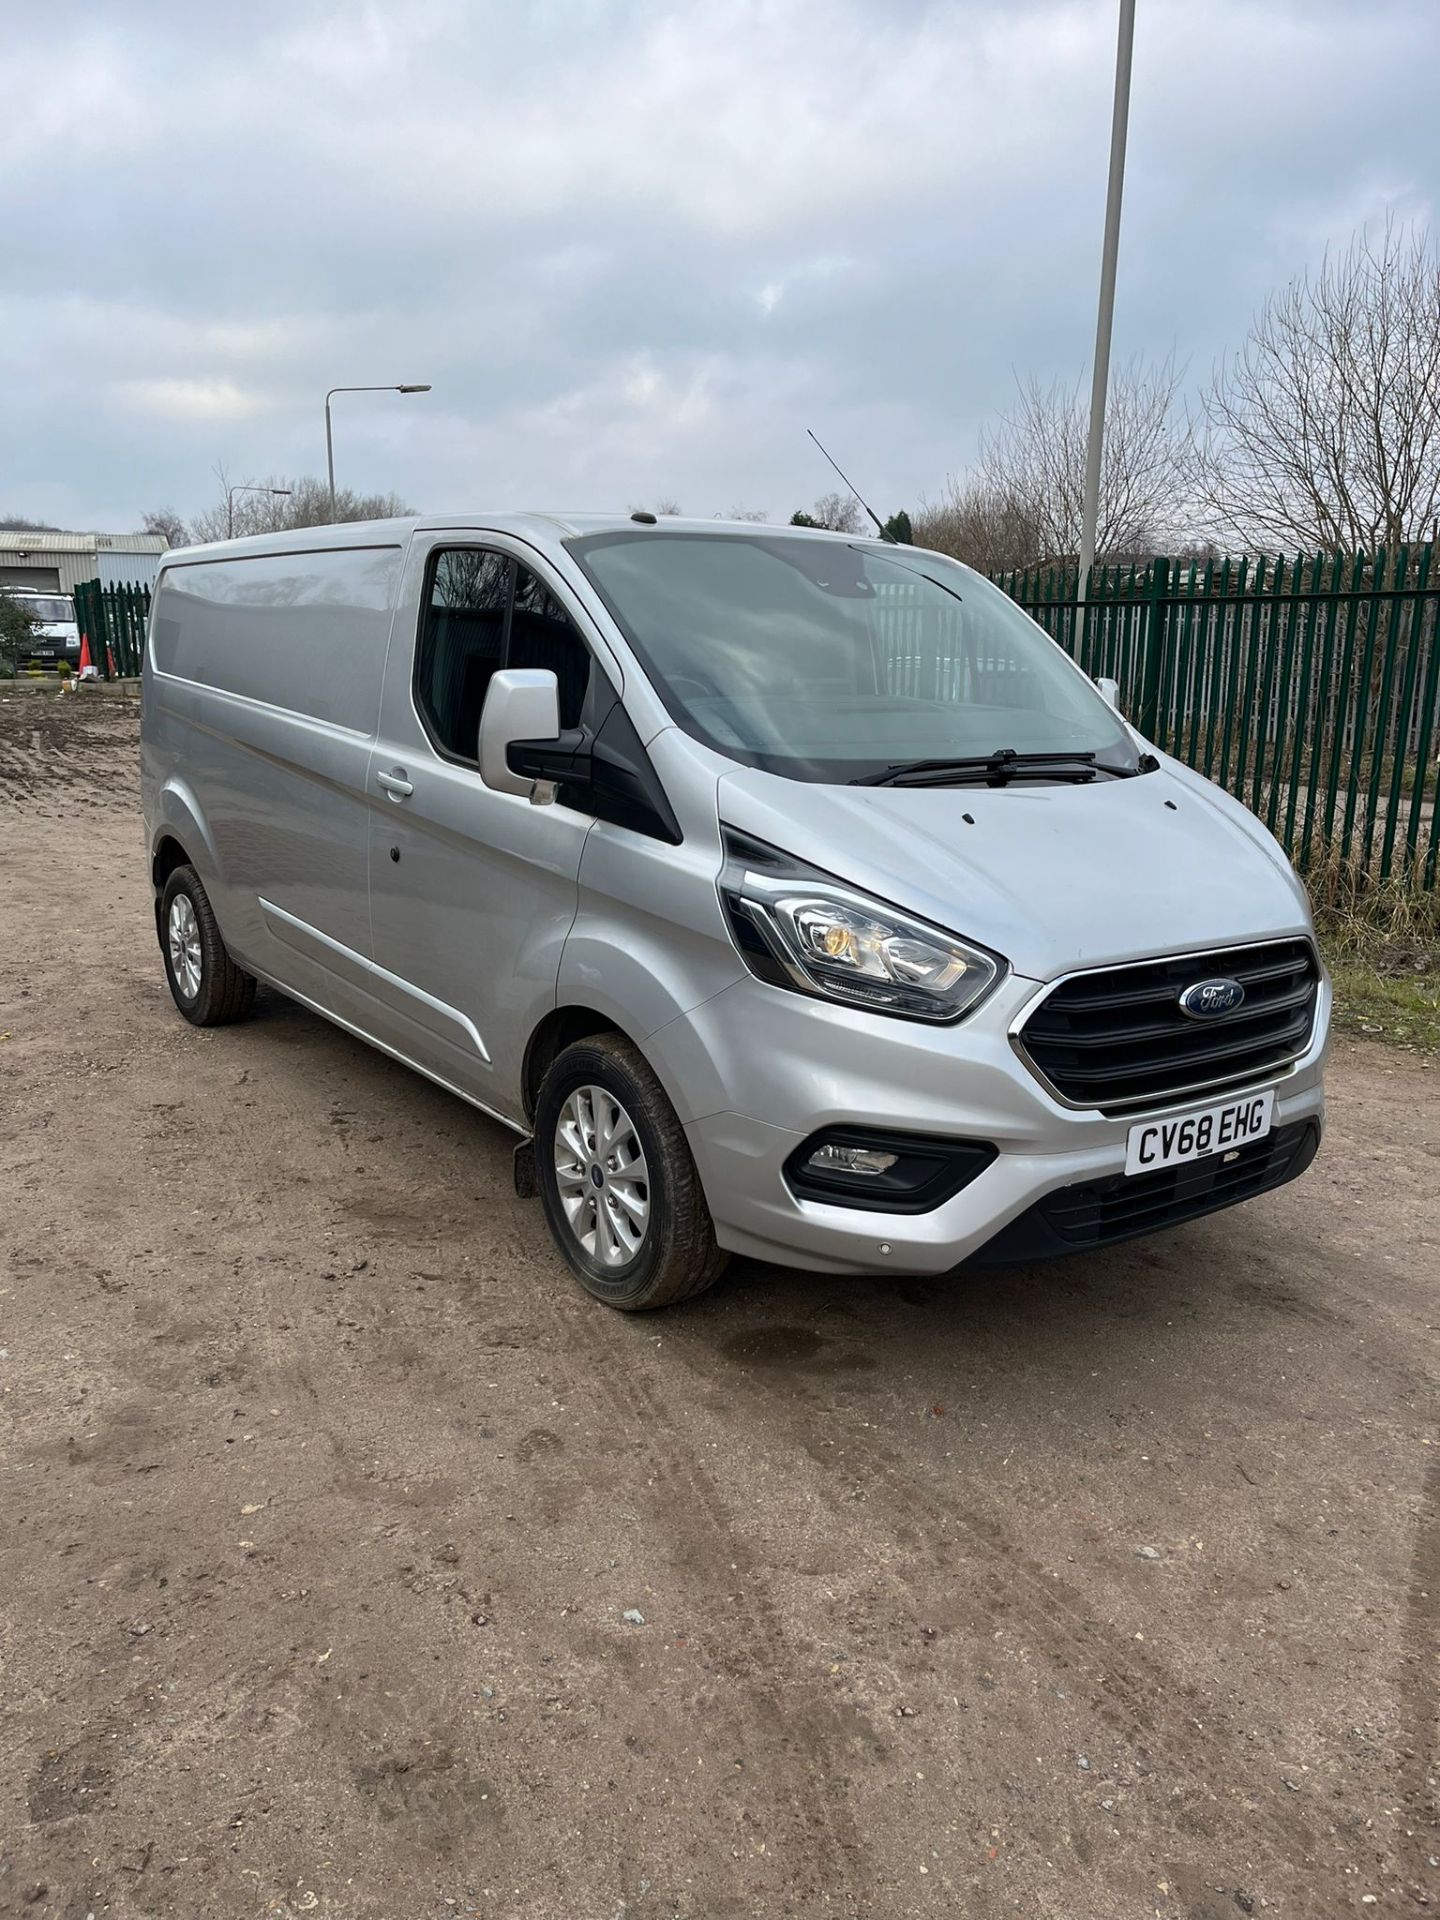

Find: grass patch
<box><xmin>1305</xmin><ymin>841</ymin><xmax>1440</xmax><ymax>1052</ymax></box>
<box><xmin>1324</xmin><ymin>949</ymin><xmax>1440</xmax><ymax>1051</ymax></box>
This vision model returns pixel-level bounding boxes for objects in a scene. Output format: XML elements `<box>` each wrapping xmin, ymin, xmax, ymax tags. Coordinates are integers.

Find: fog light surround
<box><xmin>785</xmin><ymin>1127</ymin><xmax>997</xmax><ymax>1213</ymax></box>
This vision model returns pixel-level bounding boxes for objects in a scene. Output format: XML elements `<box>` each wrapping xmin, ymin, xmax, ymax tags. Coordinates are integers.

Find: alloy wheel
<box><xmin>553</xmin><ymin>1084</ymin><xmax>650</xmax><ymax>1268</ymax></box>
<box><xmin>167</xmin><ymin>893</ymin><xmax>203</xmax><ymax>1001</ymax></box>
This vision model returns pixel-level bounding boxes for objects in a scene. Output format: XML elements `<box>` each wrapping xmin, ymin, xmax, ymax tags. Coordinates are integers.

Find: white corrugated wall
<box><xmin>96</xmin><ymin>548</ymin><xmax>163</xmax><ymax>589</ymax></box>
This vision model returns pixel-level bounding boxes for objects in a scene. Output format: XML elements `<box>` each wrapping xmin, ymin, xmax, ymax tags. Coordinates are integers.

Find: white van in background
<box><xmin>9</xmin><ymin>590</ymin><xmax>80</xmax><ymax>667</ymax></box>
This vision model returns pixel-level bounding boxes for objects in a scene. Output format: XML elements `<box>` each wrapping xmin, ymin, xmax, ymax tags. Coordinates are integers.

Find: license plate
<box><xmin>1124</xmin><ymin>1088</ymin><xmax>1274</xmax><ymax>1176</ymax></box>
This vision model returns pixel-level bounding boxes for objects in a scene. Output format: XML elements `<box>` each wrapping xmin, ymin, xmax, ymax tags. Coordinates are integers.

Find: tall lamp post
<box><xmin>1076</xmin><ymin>0</ymin><xmax>1136</xmax><ymax>606</ymax></box>
<box><xmin>325</xmin><ymin>384</ymin><xmax>432</xmax><ymax>520</ymax></box>
<box><xmin>227</xmin><ymin>484</ymin><xmax>292</xmax><ymax>539</ymax></box>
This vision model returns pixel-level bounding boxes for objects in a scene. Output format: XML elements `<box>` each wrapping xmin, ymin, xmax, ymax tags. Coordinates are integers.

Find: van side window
<box><xmin>510</xmin><ymin>565</ymin><xmax>591</xmax><ymax>729</ymax></box>
<box><xmin>417</xmin><ymin>549</ymin><xmax>513</xmax><ymax>760</ymax></box>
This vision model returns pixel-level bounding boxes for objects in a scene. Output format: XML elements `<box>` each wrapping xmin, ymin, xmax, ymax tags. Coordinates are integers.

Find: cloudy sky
<box><xmin>4</xmin><ymin>0</ymin><xmax>1437</xmax><ymax>532</ymax></box>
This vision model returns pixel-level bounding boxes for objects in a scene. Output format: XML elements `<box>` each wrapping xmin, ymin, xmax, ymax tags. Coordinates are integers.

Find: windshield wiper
<box><xmin>851</xmin><ymin>748</ymin><xmax>1155</xmax><ymax>788</ymax></box>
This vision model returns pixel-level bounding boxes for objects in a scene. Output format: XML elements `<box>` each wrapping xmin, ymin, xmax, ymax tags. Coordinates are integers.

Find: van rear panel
<box><xmin>149</xmin><ymin>545</ymin><xmax>400</xmax><ymax>732</ymax></box>
<box><xmin>144</xmin><ymin>540</ymin><xmax>404</xmax><ymax>992</ymax></box>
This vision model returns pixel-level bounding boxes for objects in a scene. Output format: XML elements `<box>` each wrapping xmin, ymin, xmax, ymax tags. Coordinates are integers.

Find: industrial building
<box><xmin>0</xmin><ymin>530</ymin><xmax>168</xmax><ymax>596</ymax></box>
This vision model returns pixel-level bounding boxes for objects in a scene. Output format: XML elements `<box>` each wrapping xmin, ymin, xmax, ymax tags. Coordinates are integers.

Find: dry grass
<box><xmin>1304</xmin><ymin>839</ymin><xmax>1440</xmax><ymax>1051</ymax></box>
<box><xmin>1305</xmin><ymin>837</ymin><xmax>1440</xmax><ymax>940</ymax></box>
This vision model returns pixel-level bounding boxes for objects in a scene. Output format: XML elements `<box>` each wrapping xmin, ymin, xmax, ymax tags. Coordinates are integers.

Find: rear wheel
<box><xmin>160</xmin><ymin>864</ymin><xmax>256</xmax><ymax>1027</ymax></box>
<box><xmin>535</xmin><ymin>1035</ymin><xmax>728</xmax><ymax>1310</ymax></box>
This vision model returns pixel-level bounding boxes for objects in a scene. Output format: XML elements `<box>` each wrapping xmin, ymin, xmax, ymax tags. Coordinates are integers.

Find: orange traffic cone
<box><xmin>106</xmin><ymin>643</ymin><xmax>117</xmax><ymax>677</ymax></box>
<box><xmin>78</xmin><ymin>632</ymin><xmax>93</xmax><ymax>674</ymax></box>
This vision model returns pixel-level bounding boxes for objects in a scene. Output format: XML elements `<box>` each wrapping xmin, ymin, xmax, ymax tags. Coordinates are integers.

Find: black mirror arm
<box><xmin>505</xmin><ymin>698</ymin><xmax>683</xmax><ymax>843</ymax></box>
<box><xmin>505</xmin><ymin>727</ymin><xmax>590</xmax><ymax>783</ymax></box>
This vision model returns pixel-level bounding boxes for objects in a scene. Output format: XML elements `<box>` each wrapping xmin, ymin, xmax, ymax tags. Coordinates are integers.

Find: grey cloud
<box><xmin>2</xmin><ymin>0</ymin><xmax>1436</xmax><ymax>528</ymax></box>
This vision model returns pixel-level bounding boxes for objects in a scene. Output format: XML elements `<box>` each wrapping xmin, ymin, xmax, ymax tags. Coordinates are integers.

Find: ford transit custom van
<box><xmin>141</xmin><ymin>515</ymin><xmax>1328</xmax><ymax>1309</ymax></box>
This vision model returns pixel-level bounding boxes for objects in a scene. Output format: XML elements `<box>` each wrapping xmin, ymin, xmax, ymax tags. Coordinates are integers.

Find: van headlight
<box><xmin>719</xmin><ymin>828</ymin><xmax>1004</xmax><ymax>1022</ymax></box>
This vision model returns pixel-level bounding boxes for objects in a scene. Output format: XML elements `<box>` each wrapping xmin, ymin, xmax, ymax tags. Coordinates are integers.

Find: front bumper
<box><xmin>667</xmin><ymin>969</ymin><xmax>1330</xmax><ymax>1276</ymax></box>
<box><xmin>968</xmin><ymin>1118</ymin><xmax>1320</xmax><ymax>1264</ymax></box>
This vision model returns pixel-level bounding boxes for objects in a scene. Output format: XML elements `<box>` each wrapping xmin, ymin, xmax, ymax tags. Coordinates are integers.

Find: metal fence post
<box><xmin>120</xmin><ymin>583</ymin><xmax>136</xmax><ymax>675</ymax></box>
<box><xmin>103</xmin><ymin>585</ymin><xmax>118</xmax><ymax>678</ymax></box>
<box><xmin>74</xmin><ymin>579</ymin><xmax>103</xmax><ymax>676</ymax></box>
<box><xmin>1135</xmin><ymin>556</ymin><xmax>1170</xmax><ymax>744</ymax></box>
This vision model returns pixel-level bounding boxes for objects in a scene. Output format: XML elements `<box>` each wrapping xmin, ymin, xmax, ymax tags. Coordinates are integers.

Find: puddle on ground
<box><xmin>719</xmin><ymin>1325</ymin><xmax>876</xmax><ymax>1372</ymax></box>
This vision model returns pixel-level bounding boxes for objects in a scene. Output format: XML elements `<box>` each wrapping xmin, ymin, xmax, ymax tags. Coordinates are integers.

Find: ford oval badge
<box><xmin>1178</xmin><ymin>977</ymin><xmax>1245</xmax><ymax>1020</ymax></box>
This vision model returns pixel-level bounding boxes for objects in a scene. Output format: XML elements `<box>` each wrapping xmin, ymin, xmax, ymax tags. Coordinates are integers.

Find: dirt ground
<box><xmin>1</xmin><ymin>688</ymin><xmax>1436</xmax><ymax>1920</ymax></box>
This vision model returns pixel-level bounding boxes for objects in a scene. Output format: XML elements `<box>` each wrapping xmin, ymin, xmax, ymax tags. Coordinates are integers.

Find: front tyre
<box><xmin>535</xmin><ymin>1035</ymin><xmax>729</xmax><ymax>1310</ymax></box>
<box><xmin>159</xmin><ymin>864</ymin><xmax>256</xmax><ymax>1027</ymax></box>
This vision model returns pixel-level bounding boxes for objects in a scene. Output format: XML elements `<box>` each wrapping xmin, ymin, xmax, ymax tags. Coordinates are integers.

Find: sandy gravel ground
<box><xmin>1</xmin><ymin>689</ymin><xmax>1436</xmax><ymax>1920</ymax></box>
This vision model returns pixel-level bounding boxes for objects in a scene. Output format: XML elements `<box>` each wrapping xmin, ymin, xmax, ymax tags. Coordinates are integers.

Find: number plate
<box><xmin>1124</xmin><ymin>1088</ymin><xmax>1274</xmax><ymax>1176</ymax></box>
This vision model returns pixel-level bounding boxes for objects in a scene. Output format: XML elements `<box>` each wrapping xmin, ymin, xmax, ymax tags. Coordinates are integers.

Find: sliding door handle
<box><xmin>376</xmin><ymin>768</ymin><xmax>414</xmax><ymax>800</ymax></box>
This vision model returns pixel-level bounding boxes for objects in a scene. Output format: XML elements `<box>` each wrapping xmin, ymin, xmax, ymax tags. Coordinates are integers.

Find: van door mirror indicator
<box><xmin>478</xmin><ymin>668</ymin><xmax>562</xmax><ymax>795</ymax></box>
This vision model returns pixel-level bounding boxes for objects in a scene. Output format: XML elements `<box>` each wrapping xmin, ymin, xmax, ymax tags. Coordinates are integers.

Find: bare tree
<box><xmin>432</xmin><ymin>546</ymin><xmax>507</xmax><ymax>611</ymax></box>
<box><xmin>188</xmin><ymin>468</ymin><xmax>414</xmax><ymax>544</ymax></box>
<box><xmin>142</xmin><ymin>507</ymin><xmax>188</xmax><ymax>548</ymax></box>
<box><xmin>913</xmin><ymin>478</ymin><xmax>1043</xmax><ymax>573</ymax></box>
<box><xmin>1195</xmin><ymin>218</ymin><xmax>1440</xmax><ymax>552</ymax></box>
<box><xmin>791</xmin><ymin>492</ymin><xmax>864</xmax><ymax>533</ymax></box>
<box><xmin>976</xmin><ymin>354</ymin><xmax>1191</xmax><ymax>564</ymax></box>
<box><xmin>0</xmin><ymin>513</ymin><xmax>63</xmax><ymax>532</ymax></box>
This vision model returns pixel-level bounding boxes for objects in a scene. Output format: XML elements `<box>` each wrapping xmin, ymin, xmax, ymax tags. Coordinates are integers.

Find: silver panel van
<box><xmin>141</xmin><ymin>515</ymin><xmax>1328</xmax><ymax>1309</ymax></box>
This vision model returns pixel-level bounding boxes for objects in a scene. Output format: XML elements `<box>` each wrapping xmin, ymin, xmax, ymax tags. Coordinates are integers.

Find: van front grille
<box><xmin>1015</xmin><ymin>939</ymin><xmax>1321</xmax><ymax>1114</ymax></box>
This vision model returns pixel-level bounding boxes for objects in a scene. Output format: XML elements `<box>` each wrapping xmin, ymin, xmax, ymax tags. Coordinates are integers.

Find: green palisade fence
<box><xmin>990</xmin><ymin>547</ymin><xmax>1440</xmax><ymax>886</ymax></box>
<box><xmin>73</xmin><ymin>578</ymin><xmax>151</xmax><ymax>680</ymax></box>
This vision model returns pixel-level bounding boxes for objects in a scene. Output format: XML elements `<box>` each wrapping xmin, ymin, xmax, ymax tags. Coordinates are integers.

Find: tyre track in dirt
<box><xmin>1396</xmin><ymin>1445</ymin><xmax>1440</xmax><ymax>1904</ymax></box>
<box><xmin>519</xmin><ymin>1273</ymin><xmax>875</xmax><ymax>1915</ymax></box>
<box><xmin>0</xmin><ymin>691</ymin><xmax>139</xmax><ymax>815</ymax></box>
<box><xmin>664</xmin><ymin>1321</ymin><xmax>1335</xmax><ymax>1890</ymax></box>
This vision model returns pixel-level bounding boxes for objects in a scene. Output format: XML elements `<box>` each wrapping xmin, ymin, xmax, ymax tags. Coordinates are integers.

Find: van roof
<box><xmin>162</xmin><ymin>512</ymin><xmax>884</xmax><ymax>567</ymax></box>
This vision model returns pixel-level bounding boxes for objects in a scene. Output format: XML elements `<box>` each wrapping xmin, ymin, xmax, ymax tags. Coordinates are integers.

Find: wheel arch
<box><xmin>151</xmin><ymin>832</ymin><xmax>192</xmax><ymax>892</ymax></box>
<box><xmin>522</xmin><ymin>1006</ymin><xmax>632</xmax><ymax>1124</ymax></box>
<box><xmin>149</xmin><ymin>777</ymin><xmax>221</xmax><ymax>892</ymax></box>
<box><xmin>524</xmin><ymin>1002</ymin><xmax>710</xmax><ymax>1132</ymax></box>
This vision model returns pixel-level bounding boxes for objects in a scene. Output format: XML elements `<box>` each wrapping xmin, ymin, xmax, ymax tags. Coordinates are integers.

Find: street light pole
<box><xmin>227</xmin><ymin>484</ymin><xmax>292</xmax><ymax>540</ymax></box>
<box><xmin>324</xmin><ymin>383</ymin><xmax>432</xmax><ymax>520</ymax></box>
<box><xmin>1076</xmin><ymin>0</ymin><xmax>1136</xmax><ymax>606</ymax></box>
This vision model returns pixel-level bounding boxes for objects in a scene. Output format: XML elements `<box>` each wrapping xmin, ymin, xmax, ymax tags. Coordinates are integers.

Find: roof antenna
<box><xmin>806</xmin><ymin>428</ymin><xmax>897</xmax><ymax>541</ymax></box>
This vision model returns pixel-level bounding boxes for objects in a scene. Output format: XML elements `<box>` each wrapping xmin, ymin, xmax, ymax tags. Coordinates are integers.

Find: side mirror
<box><xmin>1095</xmin><ymin>675</ymin><xmax>1121</xmax><ymax>712</ymax></box>
<box><xmin>478</xmin><ymin>668</ymin><xmax>562</xmax><ymax>796</ymax></box>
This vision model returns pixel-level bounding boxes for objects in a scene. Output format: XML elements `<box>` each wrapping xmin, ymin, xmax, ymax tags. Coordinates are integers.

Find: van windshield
<box><xmin>16</xmin><ymin>595</ymin><xmax>74</xmax><ymax>624</ymax></box>
<box><xmin>567</xmin><ymin>532</ymin><xmax>1135</xmax><ymax>783</ymax></box>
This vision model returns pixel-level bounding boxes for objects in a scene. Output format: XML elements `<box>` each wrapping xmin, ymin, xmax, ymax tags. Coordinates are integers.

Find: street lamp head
<box><xmin>226</xmin><ymin>481</ymin><xmax>295</xmax><ymax>539</ymax></box>
<box><xmin>326</xmin><ymin>384</ymin><xmax>432</xmax><ymax>519</ymax></box>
